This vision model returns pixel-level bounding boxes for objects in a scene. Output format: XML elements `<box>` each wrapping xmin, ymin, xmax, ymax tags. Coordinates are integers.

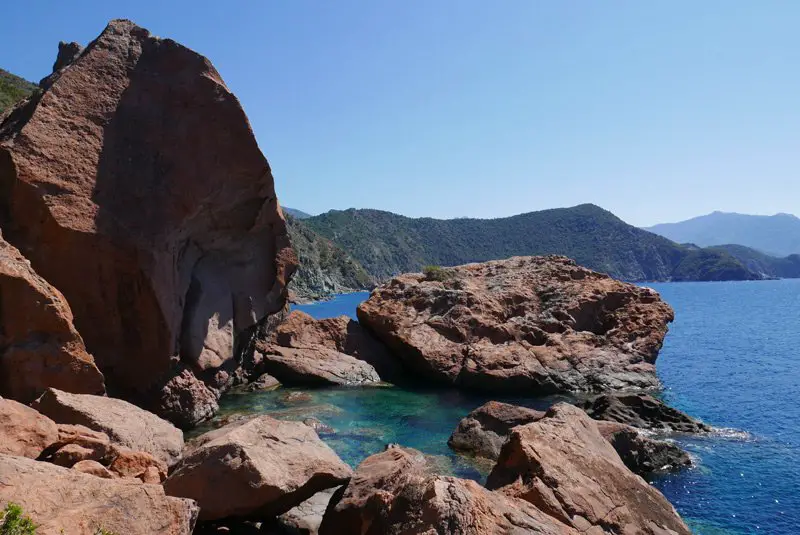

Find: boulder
<box><xmin>165</xmin><ymin>415</ymin><xmax>352</xmax><ymax>521</ymax></box>
<box><xmin>72</xmin><ymin>459</ymin><xmax>116</xmax><ymax>479</ymax></box>
<box><xmin>271</xmin><ymin>311</ymin><xmax>403</xmax><ymax>381</ymax></box>
<box><xmin>0</xmin><ymin>453</ymin><xmax>198</xmax><ymax>534</ymax></box>
<box><xmin>0</xmin><ymin>397</ymin><xmax>58</xmax><ymax>458</ymax></box>
<box><xmin>245</xmin><ymin>372</ymin><xmax>281</xmax><ymax>392</ymax></box>
<box><xmin>50</xmin><ymin>443</ymin><xmax>102</xmax><ymax>468</ymax></box>
<box><xmin>583</xmin><ymin>393</ymin><xmax>711</xmax><ymax>433</ymax></box>
<box><xmin>154</xmin><ymin>365</ymin><xmax>220</xmax><ymax>429</ymax></box>
<box><xmin>267</xmin><ymin>487</ymin><xmax>338</xmax><ymax>535</ymax></box>
<box><xmin>33</xmin><ymin>388</ymin><xmax>184</xmax><ymax>466</ymax></box>
<box><xmin>0</xmin><ymin>18</ymin><xmax>295</xmax><ymax>426</ymax></box>
<box><xmin>486</xmin><ymin>403</ymin><xmax>690</xmax><ymax>535</ymax></box>
<box><xmin>109</xmin><ymin>449</ymin><xmax>168</xmax><ymax>483</ymax></box>
<box><xmin>595</xmin><ymin>420</ymin><xmax>691</xmax><ymax>475</ymax></box>
<box><xmin>447</xmin><ymin>401</ymin><xmax>545</xmax><ymax>460</ymax></box>
<box><xmin>46</xmin><ymin>423</ymin><xmax>115</xmax><ymax>464</ymax></box>
<box><xmin>357</xmin><ymin>256</ymin><xmax>674</xmax><ymax>393</ymax></box>
<box><xmin>319</xmin><ymin>445</ymin><xmax>577</xmax><ymax>535</ymax></box>
<box><xmin>0</xmin><ymin>235</ymin><xmax>104</xmax><ymax>402</ymax></box>
<box><xmin>254</xmin><ymin>344</ymin><xmax>381</xmax><ymax>386</ymax></box>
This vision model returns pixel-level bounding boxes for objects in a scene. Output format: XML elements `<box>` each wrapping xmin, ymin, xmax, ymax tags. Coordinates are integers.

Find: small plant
<box><xmin>423</xmin><ymin>265</ymin><xmax>453</xmax><ymax>282</ymax></box>
<box><xmin>94</xmin><ymin>529</ymin><xmax>116</xmax><ymax>535</ymax></box>
<box><xmin>0</xmin><ymin>503</ymin><xmax>37</xmax><ymax>535</ymax></box>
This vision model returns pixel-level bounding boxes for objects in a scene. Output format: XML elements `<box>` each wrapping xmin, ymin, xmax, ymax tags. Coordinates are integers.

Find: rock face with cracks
<box><xmin>164</xmin><ymin>415</ymin><xmax>352</xmax><ymax>521</ymax></box>
<box><xmin>0</xmin><ymin>18</ymin><xmax>296</xmax><ymax>426</ymax></box>
<box><xmin>0</xmin><ymin>235</ymin><xmax>104</xmax><ymax>402</ymax></box>
<box><xmin>583</xmin><ymin>393</ymin><xmax>711</xmax><ymax>433</ymax></box>
<box><xmin>486</xmin><ymin>403</ymin><xmax>690</xmax><ymax>535</ymax></box>
<box><xmin>0</xmin><ymin>453</ymin><xmax>198</xmax><ymax>535</ymax></box>
<box><xmin>0</xmin><ymin>397</ymin><xmax>59</xmax><ymax>458</ymax></box>
<box><xmin>358</xmin><ymin>256</ymin><xmax>674</xmax><ymax>393</ymax></box>
<box><xmin>319</xmin><ymin>445</ymin><xmax>578</xmax><ymax>535</ymax></box>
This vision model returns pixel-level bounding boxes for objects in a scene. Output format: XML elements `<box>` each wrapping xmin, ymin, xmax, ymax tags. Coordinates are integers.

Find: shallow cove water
<box><xmin>198</xmin><ymin>282</ymin><xmax>800</xmax><ymax>534</ymax></box>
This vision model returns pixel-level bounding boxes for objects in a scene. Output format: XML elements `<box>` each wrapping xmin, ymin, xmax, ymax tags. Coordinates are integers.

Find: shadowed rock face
<box><xmin>448</xmin><ymin>401</ymin><xmax>545</xmax><ymax>460</ymax></box>
<box><xmin>583</xmin><ymin>393</ymin><xmax>712</xmax><ymax>433</ymax></box>
<box><xmin>358</xmin><ymin>256</ymin><xmax>674</xmax><ymax>394</ymax></box>
<box><xmin>0</xmin><ymin>19</ymin><xmax>296</xmax><ymax>425</ymax></box>
<box><xmin>487</xmin><ymin>403</ymin><xmax>691</xmax><ymax>535</ymax></box>
<box><xmin>0</xmin><ymin>235</ymin><xmax>105</xmax><ymax>402</ymax></box>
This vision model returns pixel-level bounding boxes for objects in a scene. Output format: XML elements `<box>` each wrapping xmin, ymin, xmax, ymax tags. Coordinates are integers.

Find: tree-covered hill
<box><xmin>300</xmin><ymin>204</ymin><xmax>793</xmax><ymax>283</ymax></box>
<box><xmin>708</xmin><ymin>244</ymin><xmax>800</xmax><ymax>279</ymax></box>
<box><xmin>0</xmin><ymin>69</ymin><xmax>37</xmax><ymax>115</ymax></box>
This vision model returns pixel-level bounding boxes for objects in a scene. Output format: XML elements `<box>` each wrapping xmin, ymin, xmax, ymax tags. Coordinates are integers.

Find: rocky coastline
<box><xmin>0</xmin><ymin>19</ymin><xmax>712</xmax><ymax>534</ymax></box>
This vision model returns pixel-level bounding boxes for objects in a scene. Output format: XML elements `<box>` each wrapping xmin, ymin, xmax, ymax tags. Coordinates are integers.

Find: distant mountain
<box><xmin>645</xmin><ymin>212</ymin><xmax>800</xmax><ymax>257</ymax></box>
<box><xmin>0</xmin><ymin>69</ymin><xmax>37</xmax><ymax>115</ymax></box>
<box><xmin>300</xmin><ymin>204</ymin><xmax>779</xmax><ymax>283</ymax></box>
<box><xmin>284</xmin><ymin>213</ymin><xmax>375</xmax><ymax>302</ymax></box>
<box><xmin>708</xmin><ymin>244</ymin><xmax>800</xmax><ymax>279</ymax></box>
<box><xmin>283</xmin><ymin>207</ymin><xmax>313</xmax><ymax>219</ymax></box>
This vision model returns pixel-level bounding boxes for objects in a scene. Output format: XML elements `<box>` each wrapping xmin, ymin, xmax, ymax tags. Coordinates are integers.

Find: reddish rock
<box><xmin>71</xmin><ymin>459</ymin><xmax>117</xmax><ymax>479</ymax></box>
<box><xmin>448</xmin><ymin>401</ymin><xmax>545</xmax><ymax>460</ymax></box>
<box><xmin>165</xmin><ymin>416</ymin><xmax>352</xmax><ymax>521</ymax></box>
<box><xmin>154</xmin><ymin>365</ymin><xmax>220</xmax><ymax>429</ymax></box>
<box><xmin>272</xmin><ymin>311</ymin><xmax>403</xmax><ymax>381</ymax></box>
<box><xmin>254</xmin><ymin>344</ymin><xmax>381</xmax><ymax>386</ymax></box>
<box><xmin>109</xmin><ymin>449</ymin><xmax>168</xmax><ymax>483</ymax></box>
<box><xmin>487</xmin><ymin>403</ymin><xmax>690</xmax><ymax>534</ymax></box>
<box><xmin>0</xmin><ymin>397</ymin><xmax>59</xmax><ymax>458</ymax></box>
<box><xmin>244</xmin><ymin>372</ymin><xmax>281</xmax><ymax>392</ymax></box>
<box><xmin>0</xmin><ymin>235</ymin><xmax>104</xmax><ymax>402</ymax></box>
<box><xmin>0</xmin><ymin>19</ymin><xmax>295</xmax><ymax>426</ymax></box>
<box><xmin>0</xmin><ymin>453</ymin><xmax>198</xmax><ymax>534</ymax></box>
<box><xmin>48</xmin><ymin>423</ymin><xmax>115</xmax><ymax>464</ymax></box>
<box><xmin>33</xmin><ymin>388</ymin><xmax>184</xmax><ymax>467</ymax></box>
<box><xmin>50</xmin><ymin>443</ymin><xmax>101</xmax><ymax>468</ymax></box>
<box><xmin>357</xmin><ymin>256</ymin><xmax>674</xmax><ymax>394</ymax></box>
<box><xmin>583</xmin><ymin>392</ymin><xmax>711</xmax><ymax>433</ymax></box>
<box><xmin>319</xmin><ymin>445</ymin><xmax>577</xmax><ymax>535</ymax></box>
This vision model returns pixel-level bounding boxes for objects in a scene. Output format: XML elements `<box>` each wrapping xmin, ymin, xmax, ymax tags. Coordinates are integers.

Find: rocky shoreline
<box><xmin>0</xmin><ymin>19</ymin><xmax>712</xmax><ymax>534</ymax></box>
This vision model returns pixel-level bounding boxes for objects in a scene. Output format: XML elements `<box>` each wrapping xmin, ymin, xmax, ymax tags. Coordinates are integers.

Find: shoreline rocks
<box><xmin>583</xmin><ymin>392</ymin><xmax>712</xmax><ymax>433</ymax></box>
<box><xmin>357</xmin><ymin>256</ymin><xmax>674</xmax><ymax>394</ymax></box>
<box><xmin>165</xmin><ymin>416</ymin><xmax>352</xmax><ymax>521</ymax></box>
<box><xmin>0</xmin><ymin>18</ymin><xmax>296</xmax><ymax>426</ymax></box>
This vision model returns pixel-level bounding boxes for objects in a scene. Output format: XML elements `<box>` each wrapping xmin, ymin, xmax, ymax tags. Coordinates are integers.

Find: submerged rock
<box><xmin>319</xmin><ymin>445</ymin><xmax>577</xmax><ymax>534</ymax></box>
<box><xmin>0</xmin><ymin>453</ymin><xmax>198</xmax><ymax>534</ymax></box>
<box><xmin>0</xmin><ymin>235</ymin><xmax>105</xmax><ymax>402</ymax></box>
<box><xmin>583</xmin><ymin>392</ymin><xmax>711</xmax><ymax>433</ymax></box>
<box><xmin>357</xmin><ymin>256</ymin><xmax>674</xmax><ymax>394</ymax></box>
<box><xmin>487</xmin><ymin>403</ymin><xmax>691</xmax><ymax>534</ymax></box>
<box><xmin>0</xmin><ymin>19</ymin><xmax>296</xmax><ymax>426</ymax></box>
<box><xmin>165</xmin><ymin>416</ymin><xmax>352</xmax><ymax>521</ymax></box>
<box><xmin>33</xmin><ymin>388</ymin><xmax>184</xmax><ymax>467</ymax></box>
<box><xmin>447</xmin><ymin>401</ymin><xmax>545</xmax><ymax>460</ymax></box>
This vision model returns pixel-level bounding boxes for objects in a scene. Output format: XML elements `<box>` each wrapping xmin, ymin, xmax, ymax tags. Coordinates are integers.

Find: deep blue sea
<box><xmin>209</xmin><ymin>282</ymin><xmax>800</xmax><ymax>534</ymax></box>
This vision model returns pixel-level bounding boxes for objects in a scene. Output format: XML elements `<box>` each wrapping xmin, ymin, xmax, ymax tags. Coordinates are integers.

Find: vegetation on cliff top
<box><xmin>285</xmin><ymin>213</ymin><xmax>375</xmax><ymax>301</ymax></box>
<box><xmin>0</xmin><ymin>69</ymin><xmax>37</xmax><ymax>115</ymax></box>
<box><xmin>301</xmin><ymin>203</ymin><xmax>774</xmax><ymax>283</ymax></box>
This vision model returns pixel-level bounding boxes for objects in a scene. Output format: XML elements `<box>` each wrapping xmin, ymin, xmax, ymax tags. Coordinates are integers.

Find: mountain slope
<box><xmin>646</xmin><ymin>212</ymin><xmax>800</xmax><ymax>257</ymax></box>
<box><xmin>708</xmin><ymin>244</ymin><xmax>800</xmax><ymax>279</ymax></box>
<box><xmin>0</xmin><ymin>69</ymin><xmax>37</xmax><ymax>115</ymax></box>
<box><xmin>302</xmin><ymin>204</ymin><xmax>763</xmax><ymax>282</ymax></box>
<box><xmin>283</xmin><ymin>207</ymin><xmax>313</xmax><ymax>219</ymax></box>
<box><xmin>285</xmin><ymin>213</ymin><xmax>375</xmax><ymax>301</ymax></box>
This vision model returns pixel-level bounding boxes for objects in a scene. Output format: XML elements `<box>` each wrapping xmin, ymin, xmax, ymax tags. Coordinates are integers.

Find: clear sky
<box><xmin>2</xmin><ymin>1</ymin><xmax>798</xmax><ymax>226</ymax></box>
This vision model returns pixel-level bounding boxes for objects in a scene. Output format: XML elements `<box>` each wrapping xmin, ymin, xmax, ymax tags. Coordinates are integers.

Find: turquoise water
<box><xmin>209</xmin><ymin>282</ymin><xmax>800</xmax><ymax>534</ymax></box>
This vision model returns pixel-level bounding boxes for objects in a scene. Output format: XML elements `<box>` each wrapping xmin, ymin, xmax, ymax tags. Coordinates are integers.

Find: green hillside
<box><xmin>301</xmin><ymin>204</ymin><xmax>768</xmax><ymax>283</ymax></box>
<box><xmin>0</xmin><ymin>69</ymin><xmax>37</xmax><ymax>115</ymax></box>
<box><xmin>285</xmin><ymin>213</ymin><xmax>375</xmax><ymax>301</ymax></box>
<box><xmin>708</xmin><ymin>244</ymin><xmax>800</xmax><ymax>279</ymax></box>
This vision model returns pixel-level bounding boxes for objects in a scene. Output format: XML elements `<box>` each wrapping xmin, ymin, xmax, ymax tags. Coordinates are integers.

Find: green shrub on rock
<box><xmin>0</xmin><ymin>503</ymin><xmax>37</xmax><ymax>535</ymax></box>
<box><xmin>423</xmin><ymin>265</ymin><xmax>453</xmax><ymax>282</ymax></box>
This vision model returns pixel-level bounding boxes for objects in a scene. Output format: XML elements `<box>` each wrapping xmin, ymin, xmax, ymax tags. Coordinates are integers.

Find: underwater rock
<box><xmin>358</xmin><ymin>256</ymin><xmax>674</xmax><ymax>393</ymax></box>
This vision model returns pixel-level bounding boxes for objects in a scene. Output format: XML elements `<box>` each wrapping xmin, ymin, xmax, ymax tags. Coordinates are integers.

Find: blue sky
<box><xmin>2</xmin><ymin>1</ymin><xmax>798</xmax><ymax>226</ymax></box>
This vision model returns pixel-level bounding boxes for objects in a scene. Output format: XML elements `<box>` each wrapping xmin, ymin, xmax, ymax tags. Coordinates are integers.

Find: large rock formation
<box><xmin>487</xmin><ymin>403</ymin><xmax>690</xmax><ymax>534</ymax></box>
<box><xmin>358</xmin><ymin>256</ymin><xmax>674</xmax><ymax>393</ymax></box>
<box><xmin>164</xmin><ymin>416</ymin><xmax>352</xmax><ymax>521</ymax></box>
<box><xmin>0</xmin><ymin>453</ymin><xmax>198</xmax><ymax>534</ymax></box>
<box><xmin>0</xmin><ymin>235</ymin><xmax>104</xmax><ymax>402</ymax></box>
<box><xmin>0</xmin><ymin>19</ymin><xmax>295</xmax><ymax>426</ymax></box>
<box><xmin>33</xmin><ymin>388</ymin><xmax>184</xmax><ymax>466</ymax></box>
<box><xmin>583</xmin><ymin>392</ymin><xmax>711</xmax><ymax>433</ymax></box>
<box><xmin>319</xmin><ymin>445</ymin><xmax>577</xmax><ymax>535</ymax></box>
